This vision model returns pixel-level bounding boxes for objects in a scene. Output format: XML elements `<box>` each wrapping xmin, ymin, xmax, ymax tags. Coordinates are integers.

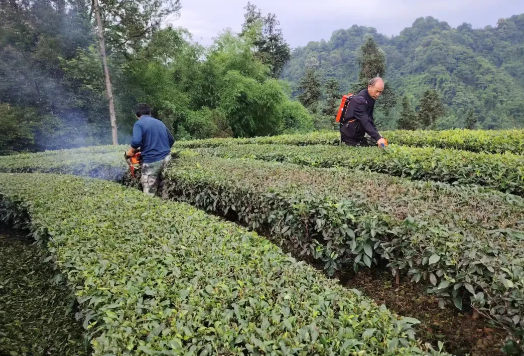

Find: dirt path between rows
<box><xmin>344</xmin><ymin>269</ymin><xmax>507</xmax><ymax>356</ymax></box>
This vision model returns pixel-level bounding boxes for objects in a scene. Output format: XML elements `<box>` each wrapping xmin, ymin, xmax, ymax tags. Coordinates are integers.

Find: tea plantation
<box><xmin>1</xmin><ymin>129</ymin><xmax>524</xmax><ymax>355</ymax></box>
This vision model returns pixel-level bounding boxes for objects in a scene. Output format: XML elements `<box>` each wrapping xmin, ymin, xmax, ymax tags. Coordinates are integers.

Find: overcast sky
<box><xmin>167</xmin><ymin>0</ymin><xmax>524</xmax><ymax>48</ymax></box>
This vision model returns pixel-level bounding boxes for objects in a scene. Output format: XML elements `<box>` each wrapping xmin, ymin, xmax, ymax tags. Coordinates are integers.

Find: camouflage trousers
<box><xmin>140</xmin><ymin>155</ymin><xmax>172</xmax><ymax>197</ymax></box>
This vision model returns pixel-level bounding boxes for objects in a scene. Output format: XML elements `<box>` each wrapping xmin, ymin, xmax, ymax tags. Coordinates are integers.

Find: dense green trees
<box><xmin>356</xmin><ymin>37</ymin><xmax>386</xmax><ymax>89</ymax></box>
<box><xmin>322</xmin><ymin>79</ymin><xmax>341</xmax><ymax>117</ymax></box>
<box><xmin>298</xmin><ymin>69</ymin><xmax>322</xmax><ymax>113</ymax></box>
<box><xmin>241</xmin><ymin>3</ymin><xmax>291</xmax><ymax>78</ymax></box>
<box><xmin>283</xmin><ymin>14</ymin><xmax>524</xmax><ymax>130</ymax></box>
<box><xmin>125</xmin><ymin>27</ymin><xmax>311</xmax><ymax>139</ymax></box>
<box><xmin>0</xmin><ymin>104</ymin><xmax>36</xmax><ymax>155</ymax></box>
<box><xmin>297</xmin><ymin>68</ymin><xmax>338</xmax><ymax>130</ymax></box>
<box><xmin>1</xmin><ymin>2</ymin><xmax>524</xmax><ymax>155</ymax></box>
<box><xmin>0</xmin><ymin>0</ymin><xmax>310</xmax><ymax>154</ymax></box>
<box><xmin>0</xmin><ymin>0</ymin><xmax>182</xmax><ymax>150</ymax></box>
<box><xmin>0</xmin><ymin>0</ymin><xmax>102</xmax><ymax>151</ymax></box>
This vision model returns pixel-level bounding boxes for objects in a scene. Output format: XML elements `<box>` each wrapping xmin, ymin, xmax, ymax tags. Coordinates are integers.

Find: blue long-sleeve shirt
<box><xmin>131</xmin><ymin>115</ymin><xmax>175</xmax><ymax>163</ymax></box>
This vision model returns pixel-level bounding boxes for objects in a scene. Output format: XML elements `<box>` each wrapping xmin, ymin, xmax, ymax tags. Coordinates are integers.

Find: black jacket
<box><xmin>340</xmin><ymin>89</ymin><xmax>382</xmax><ymax>146</ymax></box>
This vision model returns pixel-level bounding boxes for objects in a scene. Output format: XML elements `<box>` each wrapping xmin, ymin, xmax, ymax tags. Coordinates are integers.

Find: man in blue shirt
<box><xmin>125</xmin><ymin>103</ymin><xmax>175</xmax><ymax>196</ymax></box>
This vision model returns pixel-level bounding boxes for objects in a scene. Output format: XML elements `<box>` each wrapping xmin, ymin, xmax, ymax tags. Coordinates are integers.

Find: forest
<box><xmin>1</xmin><ymin>0</ymin><xmax>523</xmax><ymax>154</ymax></box>
<box><xmin>0</xmin><ymin>0</ymin><xmax>306</xmax><ymax>154</ymax></box>
<box><xmin>284</xmin><ymin>15</ymin><xmax>524</xmax><ymax>130</ymax></box>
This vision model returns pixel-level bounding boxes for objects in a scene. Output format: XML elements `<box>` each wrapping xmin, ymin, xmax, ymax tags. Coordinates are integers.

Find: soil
<box><xmin>344</xmin><ymin>268</ymin><xmax>508</xmax><ymax>356</ymax></box>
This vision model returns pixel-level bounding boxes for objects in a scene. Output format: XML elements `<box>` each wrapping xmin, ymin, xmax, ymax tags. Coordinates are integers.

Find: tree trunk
<box><xmin>93</xmin><ymin>0</ymin><xmax>118</xmax><ymax>145</ymax></box>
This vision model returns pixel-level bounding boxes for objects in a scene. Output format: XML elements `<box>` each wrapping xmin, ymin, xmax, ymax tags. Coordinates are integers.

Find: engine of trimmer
<box><xmin>126</xmin><ymin>152</ymin><xmax>142</xmax><ymax>178</ymax></box>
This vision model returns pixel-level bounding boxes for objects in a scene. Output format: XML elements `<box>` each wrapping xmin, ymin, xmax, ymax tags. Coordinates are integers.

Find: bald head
<box><xmin>368</xmin><ymin>77</ymin><xmax>384</xmax><ymax>100</ymax></box>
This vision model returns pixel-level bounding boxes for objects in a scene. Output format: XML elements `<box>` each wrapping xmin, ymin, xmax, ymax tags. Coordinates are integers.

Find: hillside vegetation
<box><xmin>283</xmin><ymin>15</ymin><xmax>524</xmax><ymax>129</ymax></box>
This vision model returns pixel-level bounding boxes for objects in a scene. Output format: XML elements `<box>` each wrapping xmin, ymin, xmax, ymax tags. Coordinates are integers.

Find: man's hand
<box><xmin>125</xmin><ymin>148</ymin><xmax>136</xmax><ymax>159</ymax></box>
<box><xmin>377</xmin><ymin>138</ymin><xmax>387</xmax><ymax>147</ymax></box>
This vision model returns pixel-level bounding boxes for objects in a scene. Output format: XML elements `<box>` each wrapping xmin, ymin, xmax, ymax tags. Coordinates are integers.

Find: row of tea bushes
<box><xmin>176</xmin><ymin>129</ymin><xmax>524</xmax><ymax>154</ymax></box>
<box><xmin>0</xmin><ymin>173</ymin><xmax>441</xmax><ymax>355</ymax></box>
<box><xmin>195</xmin><ymin>144</ymin><xmax>524</xmax><ymax>196</ymax></box>
<box><xmin>163</xmin><ymin>154</ymin><xmax>524</xmax><ymax>337</ymax></box>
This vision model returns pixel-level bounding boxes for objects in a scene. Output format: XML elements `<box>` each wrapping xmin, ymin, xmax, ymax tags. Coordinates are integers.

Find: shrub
<box><xmin>176</xmin><ymin>129</ymin><xmax>524</xmax><ymax>155</ymax></box>
<box><xmin>195</xmin><ymin>144</ymin><xmax>524</xmax><ymax>196</ymax></box>
<box><xmin>162</xmin><ymin>154</ymin><xmax>524</xmax><ymax>338</ymax></box>
<box><xmin>0</xmin><ymin>173</ymin><xmax>441</xmax><ymax>355</ymax></box>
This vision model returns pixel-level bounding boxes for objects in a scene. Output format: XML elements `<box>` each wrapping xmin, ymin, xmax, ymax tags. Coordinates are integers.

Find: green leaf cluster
<box><xmin>192</xmin><ymin>143</ymin><xmax>524</xmax><ymax>196</ymax></box>
<box><xmin>159</xmin><ymin>154</ymin><xmax>524</xmax><ymax>337</ymax></box>
<box><xmin>0</xmin><ymin>145</ymin><xmax>127</xmax><ymax>180</ymax></box>
<box><xmin>176</xmin><ymin>129</ymin><xmax>524</xmax><ymax>155</ymax></box>
<box><xmin>0</xmin><ymin>233</ymin><xmax>89</xmax><ymax>355</ymax></box>
<box><xmin>0</xmin><ymin>173</ymin><xmax>440</xmax><ymax>355</ymax></box>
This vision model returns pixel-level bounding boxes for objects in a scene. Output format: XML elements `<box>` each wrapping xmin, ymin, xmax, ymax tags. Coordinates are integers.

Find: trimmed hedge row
<box><xmin>176</xmin><ymin>129</ymin><xmax>524</xmax><ymax>155</ymax></box>
<box><xmin>0</xmin><ymin>150</ymin><xmax>127</xmax><ymax>181</ymax></box>
<box><xmin>175</xmin><ymin>131</ymin><xmax>340</xmax><ymax>148</ymax></box>
<box><xmin>385</xmin><ymin>130</ymin><xmax>524</xmax><ymax>154</ymax></box>
<box><xmin>0</xmin><ymin>173</ymin><xmax>441</xmax><ymax>355</ymax></box>
<box><xmin>1</xmin><ymin>148</ymin><xmax>524</xmax><ymax>339</ymax></box>
<box><xmin>0</xmin><ymin>232</ymin><xmax>89</xmax><ymax>355</ymax></box>
<box><xmin>162</xmin><ymin>155</ymin><xmax>524</xmax><ymax>338</ymax></box>
<box><xmin>195</xmin><ymin>144</ymin><xmax>524</xmax><ymax>196</ymax></box>
<box><xmin>0</xmin><ymin>145</ymin><xmax>126</xmax><ymax>158</ymax></box>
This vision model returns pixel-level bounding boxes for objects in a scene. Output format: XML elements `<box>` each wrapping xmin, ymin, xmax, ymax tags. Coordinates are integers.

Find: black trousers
<box><xmin>340</xmin><ymin>123</ymin><xmax>375</xmax><ymax>147</ymax></box>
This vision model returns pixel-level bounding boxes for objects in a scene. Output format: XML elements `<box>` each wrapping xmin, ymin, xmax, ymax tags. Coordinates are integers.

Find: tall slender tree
<box><xmin>397</xmin><ymin>96</ymin><xmax>418</xmax><ymax>130</ymax></box>
<box><xmin>241</xmin><ymin>2</ymin><xmax>263</xmax><ymax>34</ymax></box>
<box><xmin>356</xmin><ymin>37</ymin><xmax>386</xmax><ymax>89</ymax></box>
<box><xmin>241</xmin><ymin>2</ymin><xmax>291</xmax><ymax>78</ymax></box>
<box><xmin>418</xmin><ymin>89</ymin><xmax>445</xmax><ymax>128</ymax></box>
<box><xmin>93</xmin><ymin>0</ymin><xmax>117</xmax><ymax>145</ymax></box>
<box><xmin>89</xmin><ymin>0</ymin><xmax>181</xmax><ymax>144</ymax></box>
<box><xmin>322</xmin><ymin>78</ymin><xmax>340</xmax><ymax>117</ymax></box>
<box><xmin>298</xmin><ymin>68</ymin><xmax>322</xmax><ymax>114</ymax></box>
<box><xmin>464</xmin><ymin>109</ymin><xmax>478</xmax><ymax>129</ymax></box>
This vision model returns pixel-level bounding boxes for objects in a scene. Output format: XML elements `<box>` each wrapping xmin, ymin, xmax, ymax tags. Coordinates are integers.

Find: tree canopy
<box><xmin>283</xmin><ymin>14</ymin><xmax>524</xmax><ymax>130</ymax></box>
<box><xmin>0</xmin><ymin>0</ymin><xmax>310</xmax><ymax>154</ymax></box>
<box><xmin>1</xmin><ymin>2</ymin><xmax>524</xmax><ymax>155</ymax></box>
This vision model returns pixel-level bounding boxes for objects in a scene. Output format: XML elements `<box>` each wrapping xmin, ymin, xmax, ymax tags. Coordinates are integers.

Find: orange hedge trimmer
<box><xmin>125</xmin><ymin>151</ymin><xmax>142</xmax><ymax>179</ymax></box>
<box><xmin>379</xmin><ymin>138</ymin><xmax>390</xmax><ymax>154</ymax></box>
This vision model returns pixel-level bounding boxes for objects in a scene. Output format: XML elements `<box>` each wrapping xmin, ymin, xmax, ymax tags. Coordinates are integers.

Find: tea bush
<box><xmin>0</xmin><ymin>173</ymin><xmax>442</xmax><ymax>355</ymax></box>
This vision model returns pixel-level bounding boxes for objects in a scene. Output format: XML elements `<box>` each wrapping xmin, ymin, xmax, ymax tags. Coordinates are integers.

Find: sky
<box><xmin>167</xmin><ymin>0</ymin><xmax>524</xmax><ymax>48</ymax></box>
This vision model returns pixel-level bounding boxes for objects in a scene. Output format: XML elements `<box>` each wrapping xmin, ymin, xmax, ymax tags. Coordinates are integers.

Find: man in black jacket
<box><xmin>340</xmin><ymin>77</ymin><xmax>387</xmax><ymax>147</ymax></box>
